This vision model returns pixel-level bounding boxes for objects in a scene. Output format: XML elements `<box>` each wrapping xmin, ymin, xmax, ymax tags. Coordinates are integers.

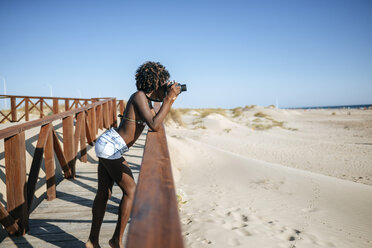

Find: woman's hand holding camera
<box><xmin>167</xmin><ymin>83</ymin><xmax>181</xmax><ymax>101</ymax></box>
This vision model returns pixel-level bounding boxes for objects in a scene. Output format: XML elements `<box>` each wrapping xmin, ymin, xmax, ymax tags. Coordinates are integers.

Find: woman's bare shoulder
<box><xmin>131</xmin><ymin>91</ymin><xmax>147</xmax><ymax>103</ymax></box>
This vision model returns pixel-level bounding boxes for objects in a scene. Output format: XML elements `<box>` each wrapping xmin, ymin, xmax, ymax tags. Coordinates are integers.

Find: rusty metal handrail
<box><xmin>126</xmin><ymin>103</ymin><xmax>184</xmax><ymax>248</ymax></box>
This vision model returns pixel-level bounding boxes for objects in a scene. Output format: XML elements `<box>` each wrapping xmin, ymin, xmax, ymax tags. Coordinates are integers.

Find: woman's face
<box><xmin>154</xmin><ymin>82</ymin><xmax>169</xmax><ymax>99</ymax></box>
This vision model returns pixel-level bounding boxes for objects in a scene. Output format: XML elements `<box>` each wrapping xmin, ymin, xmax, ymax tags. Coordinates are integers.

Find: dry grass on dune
<box><xmin>243</xmin><ymin>104</ymin><xmax>256</xmax><ymax>110</ymax></box>
<box><xmin>254</xmin><ymin>112</ymin><xmax>269</xmax><ymax>118</ymax></box>
<box><xmin>165</xmin><ymin>106</ymin><xmax>298</xmax><ymax>131</ymax></box>
<box><xmin>165</xmin><ymin>108</ymin><xmax>185</xmax><ymax>127</ymax></box>
<box><xmin>196</xmin><ymin>108</ymin><xmax>227</xmax><ymax>118</ymax></box>
<box><xmin>231</xmin><ymin>107</ymin><xmax>243</xmax><ymax>118</ymax></box>
<box><xmin>249</xmin><ymin>111</ymin><xmax>298</xmax><ymax>131</ymax></box>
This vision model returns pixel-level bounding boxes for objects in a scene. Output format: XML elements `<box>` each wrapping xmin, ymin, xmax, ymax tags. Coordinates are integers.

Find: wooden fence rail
<box><xmin>0</xmin><ymin>95</ymin><xmax>126</xmax><ymax>123</ymax></box>
<box><xmin>126</xmin><ymin>103</ymin><xmax>184</xmax><ymax>248</ymax></box>
<box><xmin>0</xmin><ymin>98</ymin><xmax>184</xmax><ymax>248</ymax></box>
<box><xmin>0</xmin><ymin>97</ymin><xmax>118</xmax><ymax>235</ymax></box>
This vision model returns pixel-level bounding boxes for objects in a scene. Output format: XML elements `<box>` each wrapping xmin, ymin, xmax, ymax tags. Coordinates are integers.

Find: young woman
<box><xmin>86</xmin><ymin>62</ymin><xmax>181</xmax><ymax>248</ymax></box>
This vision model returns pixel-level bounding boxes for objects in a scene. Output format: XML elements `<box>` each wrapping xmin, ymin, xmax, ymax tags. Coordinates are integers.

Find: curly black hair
<box><xmin>135</xmin><ymin>61</ymin><xmax>170</xmax><ymax>93</ymax></box>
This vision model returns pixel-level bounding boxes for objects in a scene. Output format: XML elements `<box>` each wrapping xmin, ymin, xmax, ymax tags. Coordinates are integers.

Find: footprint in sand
<box><xmin>222</xmin><ymin>208</ymin><xmax>253</xmax><ymax>237</ymax></box>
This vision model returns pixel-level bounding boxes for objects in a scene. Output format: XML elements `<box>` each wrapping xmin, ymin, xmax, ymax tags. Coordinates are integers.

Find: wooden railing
<box><xmin>0</xmin><ymin>98</ymin><xmax>184</xmax><ymax>247</ymax></box>
<box><xmin>0</xmin><ymin>95</ymin><xmax>126</xmax><ymax>123</ymax></box>
<box><xmin>126</xmin><ymin>103</ymin><xmax>184</xmax><ymax>248</ymax></box>
<box><xmin>0</xmin><ymin>97</ymin><xmax>118</xmax><ymax>235</ymax></box>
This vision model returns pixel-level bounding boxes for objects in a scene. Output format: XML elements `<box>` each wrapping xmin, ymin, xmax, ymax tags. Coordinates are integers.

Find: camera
<box><xmin>167</xmin><ymin>81</ymin><xmax>187</xmax><ymax>93</ymax></box>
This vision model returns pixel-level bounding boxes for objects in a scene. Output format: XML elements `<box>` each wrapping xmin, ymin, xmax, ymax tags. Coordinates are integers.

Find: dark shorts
<box><xmin>98</xmin><ymin>157</ymin><xmax>134</xmax><ymax>182</ymax></box>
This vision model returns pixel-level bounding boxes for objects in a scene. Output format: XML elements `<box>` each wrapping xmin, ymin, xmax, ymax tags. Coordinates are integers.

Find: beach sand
<box><xmin>166</xmin><ymin>107</ymin><xmax>372</xmax><ymax>248</ymax></box>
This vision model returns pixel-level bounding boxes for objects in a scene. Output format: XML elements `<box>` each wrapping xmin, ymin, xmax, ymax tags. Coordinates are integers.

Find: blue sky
<box><xmin>0</xmin><ymin>0</ymin><xmax>371</xmax><ymax>108</ymax></box>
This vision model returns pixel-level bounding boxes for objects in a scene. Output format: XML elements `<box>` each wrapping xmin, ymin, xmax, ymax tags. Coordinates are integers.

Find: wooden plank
<box><xmin>27</xmin><ymin>124</ymin><xmax>52</xmax><ymax>211</ymax></box>
<box><xmin>40</xmin><ymin>98</ymin><xmax>44</xmax><ymax>118</ymax></box>
<box><xmin>0</xmin><ymin>202</ymin><xmax>19</xmax><ymax>235</ymax></box>
<box><xmin>126</xmin><ymin>125</ymin><xmax>184</xmax><ymax>248</ymax></box>
<box><xmin>63</xmin><ymin>115</ymin><xmax>75</xmax><ymax>178</ymax></box>
<box><xmin>52</xmin><ymin>129</ymin><xmax>72</xmax><ymax>178</ymax></box>
<box><xmin>4</xmin><ymin>132</ymin><xmax>28</xmax><ymax>234</ymax></box>
<box><xmin>45</xmin><ymin>128</ymin><xmax>56</xmax><ymax>201</ymax></box>
<box><xmin>80</xmin><ymin>111</ymin><xmax>87</xmax><ymax>162</ymax></box>
<box><xmin>65</xmin><ymin>99</ymin><xmax>69</xmax><ymax>111</ymax></box>
<box><xmin>25</xmin><ymin>97</ymin><xmax>29</xmax><ymax>121</ymax></box>
<box><xmin>53</xmin><ymin>99</ymin><xmax>59</xmax><ymax>114</ymax></box>
<box><xmin>10</xmin><ymin>96</ymin><xmax>17</xmax><ymax>122</ymax></box>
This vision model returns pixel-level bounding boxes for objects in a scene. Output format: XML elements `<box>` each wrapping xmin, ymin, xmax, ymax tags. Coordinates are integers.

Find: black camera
<box><xmin>167</xmin><ymin>81</ymin><xmax>187</xmax><ymax>93</ymax></box>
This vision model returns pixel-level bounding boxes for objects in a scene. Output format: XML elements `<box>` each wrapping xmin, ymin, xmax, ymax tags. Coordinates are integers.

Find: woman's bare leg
<box><xmin>86</xmin><ymin>159</ymin><xmax>114</xmax><ymax>248</ymax></box>
<box><xmin>103</xmin><ymin>160</ymin><xmax>136</xmax><ymax>248</ymax></box>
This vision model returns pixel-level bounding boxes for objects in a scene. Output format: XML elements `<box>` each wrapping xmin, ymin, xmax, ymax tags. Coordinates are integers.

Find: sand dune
<box><xmin>166</xmin><ymin>107</ymin><xmax>372</xmax><ymax>247</ymax></box>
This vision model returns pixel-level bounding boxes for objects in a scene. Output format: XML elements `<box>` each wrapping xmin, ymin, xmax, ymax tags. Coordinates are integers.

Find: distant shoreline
<box><xmin>286</xmin><ymin>104</ymin><xmax>372</xmax><ymax>110</ymax></box>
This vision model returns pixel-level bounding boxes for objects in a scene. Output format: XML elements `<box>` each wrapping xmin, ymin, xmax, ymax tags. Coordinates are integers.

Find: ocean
<box><xmin>287</xmin><ymin>104</ymin><xmax>372</xmax><ymax>110</ymax></box>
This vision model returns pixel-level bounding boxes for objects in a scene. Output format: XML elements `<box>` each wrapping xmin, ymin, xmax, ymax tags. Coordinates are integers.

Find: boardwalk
<box><xmin>0</xmin><ymin>131</ymin><xmax>146</xmax><ymax>248</ymax></box>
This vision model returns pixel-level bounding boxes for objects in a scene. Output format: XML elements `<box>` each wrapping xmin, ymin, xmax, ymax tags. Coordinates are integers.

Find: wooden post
<box><xmin>53</xmin><ymin>99</ymin><xmax>59</xmax><ymax>114</ymax></box>
<box><xmin>119</xmin><ymin>100</ymin><xmax>125</xmax><ymax>125</ymax></box>
<box><xmin>4</xmin><ymin>132</ymin><xmax>28</xmax><ymax>234</ymax></box>
<box><xmin>63</xmin><ymin>115</ymin><xmax>75</xmax><ymax>178</ymax></box>
<box><xmin>40</xmin><ymin>98</ymin><xmax>44</xmax><ymax>118</ymax></box>
<box><xmin>106</xmin><ymin>101</ymin><xmax>109</xmax><ymax>126</ymax></box>
<box><xmin>105</xmin><ymin>101</ymin><xmax>110</xmax><ymax>128</ymax></box>
<box><xmin>10</xmin><ymin>96</ymin><xmax>17</xmax><ymax>122</ymax></box>
<box><xmin>107</xmin><ymin>101</ymin><xmax>111</xmax><ymax>126</ymax></box>
<box><xmin>44</xmin><ymin>128</ymin><xmax>56</xmax><ymax>201</ymax></box>
<box><xmin>86</xmin><ymin>107</ymin><xmax>96</xmax><ymax>143</ymax></box>
<box><xmin>109</xmin><ymin>100</ymin><xmax>114</xmax><ymax>126</ymax></box>
<box><xmin>101</xmin><ymin>103</ymin><xmax>107</xmax><ymax>128</ymax></box>
<box><xmin>113</xmin><ymin>99</ymin><xmax>117</xmax><ymax>127</ymax></box>
<box><xmin>119</xmin><ymin>100</ymin><xmax>125</xmax><ymax>116</ymax></box>
<box><xmin>96</xmin><ymin>105</ymin><xmax>102</xmax><ymax>131</ymax></box>
<box><xmin>65</xmin><ymin>99</ymin><xmax>69</xmax><ymax>111</ymax></box>
<box><xmin>80</xmin><ymin>112</ymin><xmax>87</xmax><ymax>162</ymax></box>
<box><xmin>85</xmin><ymin>114</ymin><xmax>94</xmax><ymax>146</ymax></box>
<box><xmin>91</xmin><ymin>106</ymin><xmax>97</xmax><ymax>140</ymax></box>
<box><xmin>25</xmin><ymin>98</ymin><xmax>29</xmax><ymax>121</ymax></box>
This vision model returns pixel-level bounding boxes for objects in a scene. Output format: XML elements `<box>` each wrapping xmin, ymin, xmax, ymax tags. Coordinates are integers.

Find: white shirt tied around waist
<box><xmin>95</xmin><ymin>128</ymin><xmax>129</xmax><ymax>160</ymax></box>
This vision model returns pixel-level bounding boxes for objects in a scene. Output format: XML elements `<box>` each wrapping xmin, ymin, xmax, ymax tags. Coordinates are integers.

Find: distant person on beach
<box><xmin>86</xmin><ymin>61</ymin><xmax>181</xmax><ymax>248</ymax></box>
